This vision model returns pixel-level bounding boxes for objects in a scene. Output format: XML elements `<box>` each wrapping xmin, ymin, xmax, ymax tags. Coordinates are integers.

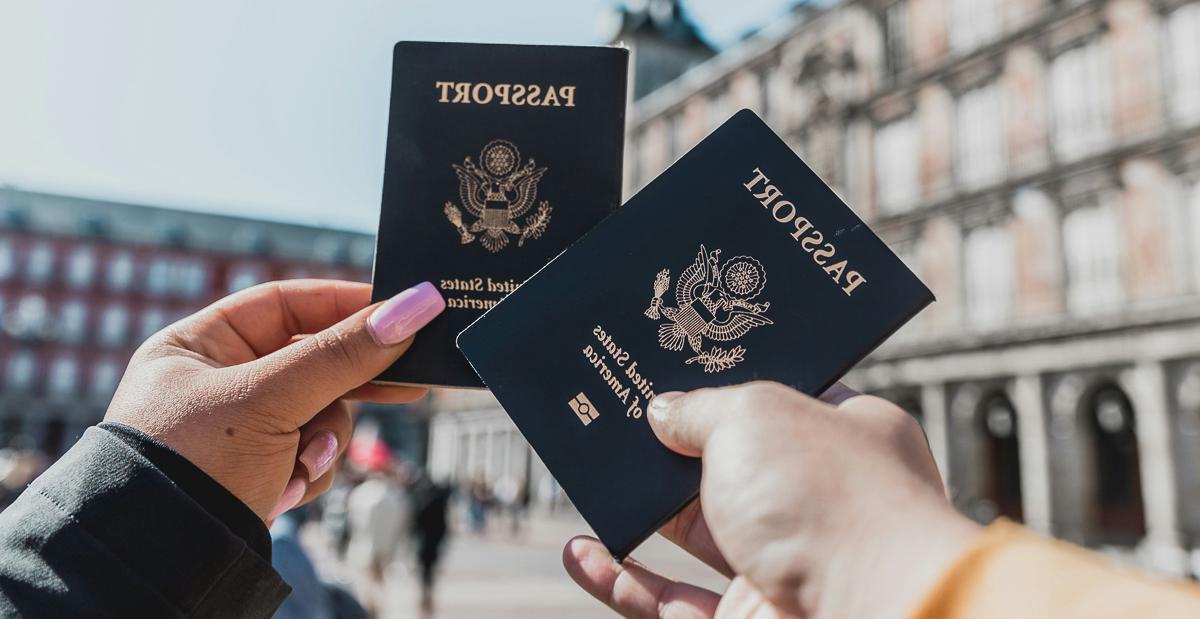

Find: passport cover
<box><xmin>372</xmin><ymin>41</ymin><xmax>629</xmax><ymax>387</ymax></box>
<box><xmin>457</xmin><ymin>110</ymin><xmax>934</xmax><ymax>559</ymax></box>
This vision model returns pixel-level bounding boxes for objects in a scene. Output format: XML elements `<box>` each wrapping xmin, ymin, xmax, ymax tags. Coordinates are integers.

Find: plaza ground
<box><xmin>311</xmin><ymin>512</ymin><xmax>728</xmax><ymax>618</ymax></box>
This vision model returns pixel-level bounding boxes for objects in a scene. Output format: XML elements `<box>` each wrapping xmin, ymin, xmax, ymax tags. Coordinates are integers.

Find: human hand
<box><xmin>563</xmin><ymin>382</ymin><xmax>981</xmax><ymax>619</ymax></box>
<box><xmin>103</xmin><ymin>279</ymin><xmax>445</xmax><ymax>522</ymax></box>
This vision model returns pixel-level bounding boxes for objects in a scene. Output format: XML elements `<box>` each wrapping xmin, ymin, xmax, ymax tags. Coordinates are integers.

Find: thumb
<box><xmin>648</xmin><ymin>381</ymin><xmax>810</xmax><ymax>457</ymax></box>
<box><xmin>646</xmin><ymin>387</ymin><xmax>734</xmax><ymax>458</ymax></box>
<box><xmin>248</xmin><ymin>282</ymin><xmax>445</xmax><ymax>421</ymax></box>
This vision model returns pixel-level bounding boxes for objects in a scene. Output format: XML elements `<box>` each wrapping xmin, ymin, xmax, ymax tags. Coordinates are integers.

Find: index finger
<box><xmin>180</xmin><ymin>279</ymin><xmax>373</xmax><ymax>359</ymax></box>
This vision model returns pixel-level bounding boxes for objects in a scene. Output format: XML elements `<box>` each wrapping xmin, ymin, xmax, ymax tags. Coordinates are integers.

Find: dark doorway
<box><xmin>1085</xmin><ymin>384</ymin><xmax>1146</xmax><ymax>546</ymax></box>
<box><xmin>980</xmin><ymin>393</ymin><xmax>1023</xmax><ymax>521</ymax></box>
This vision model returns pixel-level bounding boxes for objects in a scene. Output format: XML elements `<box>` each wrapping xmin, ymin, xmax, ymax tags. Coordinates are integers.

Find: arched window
<box><xmin>980</xmin><ymin>393</ymin><xmax>1023</xmax><ymax>522</ymax></box>
<box><xmin>1085</xmin><ymin>384</ymin><xmax>1146</xmax><ymax>546</ymax></box>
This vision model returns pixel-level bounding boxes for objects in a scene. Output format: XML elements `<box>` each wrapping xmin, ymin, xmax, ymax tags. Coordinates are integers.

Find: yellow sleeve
<box><xmin>910</xmin><ymin>521</ymin><xmax>1200</xmax><ymax>619</ymax></box>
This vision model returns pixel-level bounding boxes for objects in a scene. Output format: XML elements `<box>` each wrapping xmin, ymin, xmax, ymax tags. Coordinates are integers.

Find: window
<box><xmin>1050</xmin><ymin>43</ymin><xmax>1112</xmax><ymax>160</ymax></box>
<box><xmin>875</xmin><ymin>117</ymin><xmax>921</xmax><ymax>214</ymax></box>
<box><xmin>107</xmin><ymin>251</ymin><xmax>135</xmax><ymax>292</ymax></box>
<box><xmin>26</xmin><ymin>241</ymin><xmax>55</xmax><ymax>284</ymax></box>
<box><xmin>60</xmin><ymin>300</ymin><xmax>89</xmax><ymax>344</ymax></box>
<box><xmin>0</xmin><ymin>238</ymin><xmax>14</xmax><ymax>281</ymax></box>
<box><xmin>882</xmin><ymin>1</ymin><xmax>910</xmax><ymax>78</ymax></box>
<box><xmin>949</xmin><ymin>0</ymin><xmax>1000</xmax><ymax>53</ymax></box>
<box><xmin>99</xmin><ymin>305</ymin><xmax>130</xmax><ymax>347</ymax></box>
<box><xmin>1166</xmin><ymin>4</ymin><xmax>1200</xmax><ymax>124</ymax></box>
<box><xmin>179</xmin><ymin>259</ymin><xmax>209</xmax><ymax>298</ymax></box>
<box><xmin>1063</xmin><ymin>199</ymin><xmax>1123</xmax><ymax>314</ymax></box>
<box><xmin>5</xmin><ymin>349</ymin><xmax>36</xmax><ymax>391</ymax></box>
<box><xmin>12</xmin><ymin>294</ymin><xmax>48</xmax><ymax>338</ymax></box>
<box><xmin>138</xmin><ymin>307</ymin><xmax>167</xmax><ymax>342</ymax></box>
<box><xmin>66</xmin><ymin>246</ymin><xmax>96</xmax><ymax>289</ymax></box>
<box><xmin>48</xmin><ymin>356</ymin><xmax>79</xmax><ymax>396</ymax></box>
<box><xmin>956</xmin><ymin>82</ymin><xmax>1006</xmax><ymax>189</ymax></box>
<box><xmin>90</xmin><ymin>359</ymin><xmax>122</xmax><ymax>398</ymax></box>
<box><xmin>963</xmin><ymin>224</ymin><xmax>1016</xmax><ymax>329</ymax></box>
<box><xmin>227</xmin><ymin>263</ymin><xmax>267</xmax><ymax>293</ymax></box>
<box><xmin>147</xmin><ymin>258</ymin><xmax>172</xmax><ymax>296</ymax></box>
<box><xmin>1186</xmin><ymin>178</ymin><xmax>1200</xmax><ymax>291</ymax></box>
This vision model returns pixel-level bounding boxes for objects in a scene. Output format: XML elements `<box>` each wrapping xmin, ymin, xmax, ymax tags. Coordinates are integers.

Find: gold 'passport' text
<box><xmin>435</xmin><ymin>81</ymin><xmax>577</xmax><ymax>107</ymax></box>
<box><xmin>743</xmin><ymin>168</ymin><xmax>866</xmax><ymax>296</ymax></box>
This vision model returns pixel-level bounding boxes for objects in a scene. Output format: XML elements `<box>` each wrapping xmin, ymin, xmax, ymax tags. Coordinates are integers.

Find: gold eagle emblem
<box><xmin>443</xmin><ymin>139</ymin><xmax>552</xmax><ymax>252</ymax></box>
<box><xmin>645</xmin><ymin>245</ymin><xmax>773</xmax><ymax>373</ymax></box>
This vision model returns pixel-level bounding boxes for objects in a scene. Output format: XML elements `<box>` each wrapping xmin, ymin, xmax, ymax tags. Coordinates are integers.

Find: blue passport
<box><xmin>458</xmin><ymin>110</ymin><xmax>933</xmax><ymax>559</ymax></box>
<box><xmin>371</xmin><ymin>41</ymin><xmax>628</xmax><ymax>387</ymax></box>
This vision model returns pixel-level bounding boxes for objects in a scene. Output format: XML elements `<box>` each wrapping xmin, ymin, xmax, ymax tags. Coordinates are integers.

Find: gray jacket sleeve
<box><xmin>0</xmin><ymin>425</ymin><xmax>290</xmax><ymax>618</ymax></box>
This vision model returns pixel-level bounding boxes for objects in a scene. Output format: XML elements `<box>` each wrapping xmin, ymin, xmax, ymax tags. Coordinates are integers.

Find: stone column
<box><xmin>1013</xmin><ymin>374</ymin><xmax>1054</xmax><ymax>535</ymax></box>
<box><xmin>921</xmin><ymin>383</ymin><xmax>951</xmax><ymax>488</ymax></box>
<box><xmin>1128</xmin><ymin>361</ymin><xmax>1188</xmax><ymax>576</ymax></box>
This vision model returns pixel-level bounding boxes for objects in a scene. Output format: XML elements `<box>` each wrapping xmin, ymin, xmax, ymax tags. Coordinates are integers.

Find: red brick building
<box><xmin>0</xmin><ymin>188</ymin><xmax>374</xmax><ymax>456</ymax></box>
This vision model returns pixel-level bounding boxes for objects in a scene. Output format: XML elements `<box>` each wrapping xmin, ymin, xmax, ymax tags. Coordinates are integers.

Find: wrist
<box><xmin>813</xmin><ymin>498</ymin><xmax>981</xmax><ymax>619</ymax></box>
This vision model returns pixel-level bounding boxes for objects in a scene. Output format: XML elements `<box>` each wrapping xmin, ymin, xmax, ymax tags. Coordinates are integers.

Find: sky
<box><xmin>0</xmin><ymin>0</ymin><xmax>795</xmax><ymax>233</ymax></box>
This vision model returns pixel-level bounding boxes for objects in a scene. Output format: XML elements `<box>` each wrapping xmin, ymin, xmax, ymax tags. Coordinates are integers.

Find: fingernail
<box><xmin>268</xmin><ymin>476</ymin><xmax>307</xmax><ymax>521</ymax></box>
<box><xmin>368</xmin><ymin>281</ymin><xmax>446</xmax><ymax>346</ymax></box>
<box><xmin>649</xmin><ymin>392</ymin><xmax>683</xmax><ymax>422</ymax></box>
<box><xmin>819</xmin><ymin>382</ymin><xmax>860</xmax><ymax>406</ymax></box>
<box><xmin>298</xmin><ymin>430</ymin><xmax>338</xmax><ymax>482</ymax></box>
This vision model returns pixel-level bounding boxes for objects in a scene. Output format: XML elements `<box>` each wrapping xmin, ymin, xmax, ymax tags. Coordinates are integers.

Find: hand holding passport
<box><xmin>373</xmin><ymin>42</ymin><xmax>932</xmax><ymax>562</ymax></box>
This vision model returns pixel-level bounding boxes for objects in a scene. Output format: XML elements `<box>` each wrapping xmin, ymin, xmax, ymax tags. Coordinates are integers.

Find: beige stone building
<box><xmin>430</xmin><ymin>0</ymin><xmax>1200</xmax><ymax>577</ymax></box>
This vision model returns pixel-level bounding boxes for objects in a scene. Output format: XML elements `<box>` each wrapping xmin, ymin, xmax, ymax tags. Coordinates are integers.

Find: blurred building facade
<box><xmin>428</xmin><ymin>0</ymin><xmax>1200</xmax><ymax>577</ymax></box>
<box><xmin>0</xmin><ymin>188</ymin><xmax>435</xmax><ymax>459</ymax></box>
<box><xmin>625</xmin><ymin>0</ymin><xmax>1200</xmax><ymax>577</ymax></box>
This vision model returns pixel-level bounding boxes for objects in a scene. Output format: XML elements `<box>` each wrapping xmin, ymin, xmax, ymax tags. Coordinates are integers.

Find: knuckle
<box><xmin>312</xmin><ymin>328</ymin><xmax>364</xmax><ymax>370</ymax></box>
<box><xmin>736</xmin><ymin>381</ymin><xmax>797</xmax><ymax>413</ymax></box>
<box><xmin>883</xmin><ymin>405</ymin><xmax>926</xmax><ymax>444</ymax></box>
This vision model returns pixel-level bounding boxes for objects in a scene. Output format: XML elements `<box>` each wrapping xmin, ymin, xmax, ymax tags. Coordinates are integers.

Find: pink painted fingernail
<box><xmin>367</xmin><ymin>282</ymin><xmax>446</xmax><ymax>346</ymax></box>
<box><xmin>298</xmin><ymin>430</ymin><xmax>338</xmax><ymax>482</ymax></box>
<box><xmin>268</xmin><ymin>476</ymin><xmax>307</xmax><ymax>521</ymax></box>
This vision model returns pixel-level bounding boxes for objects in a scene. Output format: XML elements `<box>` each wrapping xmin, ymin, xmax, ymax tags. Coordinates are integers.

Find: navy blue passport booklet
<box><xmin>458</xmin><ymin>110</ymin><xmax>933</xmax><ymax>559</ymax></box>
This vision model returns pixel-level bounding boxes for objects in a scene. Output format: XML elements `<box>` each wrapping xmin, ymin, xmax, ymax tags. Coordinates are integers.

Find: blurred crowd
<box><xmin>270</xmin><ymin>426</ymin><xmax>536</xmax><ymax>619</ymax></box>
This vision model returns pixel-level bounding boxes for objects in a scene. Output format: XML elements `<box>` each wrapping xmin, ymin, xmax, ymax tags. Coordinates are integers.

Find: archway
<box><xmin>1084</xmin><ymin>383</ymin><xmax>1146</xmax><ymax>546</ymax></box>
<box><xmin>979</xmin><ymin>393</ymin><xmax>1023</xmax><ymax>522</ymax></box>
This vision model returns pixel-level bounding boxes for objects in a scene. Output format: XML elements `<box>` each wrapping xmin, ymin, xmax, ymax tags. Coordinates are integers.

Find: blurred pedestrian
<box><xmin>492</xmin><ymin>473</ymin><xmax>527</xmax><ymax>537</ymax></box>
<box><xmin>466</xmin><ymin>474</ymin><xmax>491</xmax><ymax>534</ymax></box>
<box><xmin>410</xmin><ymin>470</ymin><xmax>451</xmax><ymax>618</ymax></box>
<box><xmin>345</xmin><ymin>442</ymin><xmax>409</xmax><ymax>616</ymax></box>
